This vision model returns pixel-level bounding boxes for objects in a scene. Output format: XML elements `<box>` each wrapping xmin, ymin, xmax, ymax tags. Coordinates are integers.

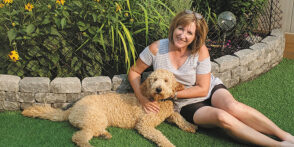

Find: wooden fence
<box><xmin>281</xmin><ymin>0</ymin><xmax>294</xmax><ymax>59</ymax></box>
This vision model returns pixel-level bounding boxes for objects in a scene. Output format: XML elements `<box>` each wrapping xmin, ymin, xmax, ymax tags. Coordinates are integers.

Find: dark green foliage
<box><xmin>0</xmin><ymin>0</ymin><xmax>192</xmax><ymax>78</ymax></box>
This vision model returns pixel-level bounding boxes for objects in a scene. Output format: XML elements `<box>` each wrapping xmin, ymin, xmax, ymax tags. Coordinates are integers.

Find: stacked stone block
<box><xmin>211</xmin><ymin>29</ymin><xmax>285</xmax><ymax>88</ymax></box>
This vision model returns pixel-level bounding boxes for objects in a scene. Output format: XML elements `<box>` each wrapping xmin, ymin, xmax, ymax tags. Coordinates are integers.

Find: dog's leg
<box><xmin>166</xmin><ymin>112</ymin><xmax>197</xmax><ymax>133</ymax></box>
<box><xmin>72</xmin><ymin>129</ymin><xmax>94</xmax><ymax>147</ymax></box>
<box><xmin>136</xmin><ymin>116</ymin><xmax>175</xmax><ymax>147</ymax></box>
<box><xmin>72</xmin><ymin>127</ymin><xmax>112</xmax><ymax>147</ymax></box>
<box><xmin>136</xmin><ymin>125</ymin><xmax>175</xmax><ymax>147</ymax></box>
<box><xmin>69</xmin><ymin>105</ymin><xmax>112</xmax><ymax>146</ymax></box>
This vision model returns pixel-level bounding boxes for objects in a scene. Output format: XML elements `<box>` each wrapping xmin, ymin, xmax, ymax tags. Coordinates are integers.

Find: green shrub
<box><xmin>0</xmin><ymin>0</ymin><xmax>192</xmax><ymax>78</ymax></box>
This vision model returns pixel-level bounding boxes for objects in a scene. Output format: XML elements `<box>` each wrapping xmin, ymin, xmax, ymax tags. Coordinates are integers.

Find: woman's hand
<box><xmin>139</xmin><ymin>97</ymin><xmax>160</xmax><ymax>113</ymax></box>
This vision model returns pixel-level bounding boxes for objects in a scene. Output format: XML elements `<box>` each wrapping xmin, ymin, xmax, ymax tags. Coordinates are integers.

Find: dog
<box><xmin>22</xmin><ymin>69</ymin><xmax>197</xmax><ymax>147</ymax></box>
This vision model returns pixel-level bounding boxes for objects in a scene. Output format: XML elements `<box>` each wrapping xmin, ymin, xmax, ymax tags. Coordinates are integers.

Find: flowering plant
<box><xmin>0</xmin><ymin>0</ymin><xmax>191</xmax><ymax>78</ymax></box>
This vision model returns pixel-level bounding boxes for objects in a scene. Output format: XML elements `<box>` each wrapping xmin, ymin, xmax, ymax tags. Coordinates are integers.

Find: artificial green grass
<box><xmin>0</xmin><ymin>58</ymin><xmax>293</xmax><ymax>147</ymax></box>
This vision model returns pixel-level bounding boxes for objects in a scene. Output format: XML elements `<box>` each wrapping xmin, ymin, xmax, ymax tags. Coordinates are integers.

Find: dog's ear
<box><xmin>175</xmin><ymin>82</ymin><xmax>185</xmax><ymax>92</ymax></box>
<box><xmin>140</xmin><ymin>79</ymin><xmax>150</xmax><ymax>97</ymax></box>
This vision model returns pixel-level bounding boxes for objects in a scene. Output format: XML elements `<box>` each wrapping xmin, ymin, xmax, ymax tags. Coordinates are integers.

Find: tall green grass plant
<box><xmin>0</xmin><ymin>0</ymin><xmax>192</xmax><ymax>78</ymax></box>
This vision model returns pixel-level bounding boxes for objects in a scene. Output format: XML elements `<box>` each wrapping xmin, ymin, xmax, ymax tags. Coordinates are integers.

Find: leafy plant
<box><xmin>0</xmin><ymin>0</ymin><xmax>192</xmax><ymax>78</ymax></box>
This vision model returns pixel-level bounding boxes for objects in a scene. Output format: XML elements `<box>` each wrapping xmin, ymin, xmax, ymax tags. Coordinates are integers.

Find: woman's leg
<box><xmin>211</xmin><ymin>88</ymin><xmax>294</xmax><ymax>143</ymax></box>
<box><xmin>193</xmin><ymin>106</ymin><xmax>290</xmax><ymax>146</ymax></box>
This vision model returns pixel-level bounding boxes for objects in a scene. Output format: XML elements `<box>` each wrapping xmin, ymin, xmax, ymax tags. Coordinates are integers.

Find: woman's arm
<box><xmin>128</xmin><ymin>41</ymin><xmax>160</xmax><ymax>113</ymax></box>
<box><xmin>128</xmin><ymin>58</ymin><xmax>150</xmax><ymax>103</ymax></box>
<box><xmin>177</xmin><ymin>45</ymin><xmax>211</xmax><ymax>99</ymax></box>
<box><xmin>177</xmin><ymin>73</ymin><xmax>210</xmax><ymax>98</ymax></box>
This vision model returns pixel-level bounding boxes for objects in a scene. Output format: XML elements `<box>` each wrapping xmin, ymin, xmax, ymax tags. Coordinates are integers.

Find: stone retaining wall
<box><xmin>0</xmin><ymin>29</ymin><xmax>285</xmax><ymax>111</ymax></box>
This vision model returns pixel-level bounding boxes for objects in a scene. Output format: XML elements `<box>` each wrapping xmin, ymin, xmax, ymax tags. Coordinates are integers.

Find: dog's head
<box><xmin>140</xmin><ymin>69</ymin><xmax>185</xmax><ymax>101</ymax></box>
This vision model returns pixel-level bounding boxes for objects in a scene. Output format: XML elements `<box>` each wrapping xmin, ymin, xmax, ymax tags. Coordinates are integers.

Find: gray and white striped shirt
<box><xmin>139</xmin><ymin>39</ymin><xmax>223</xmax><ymax>112</ymax></box>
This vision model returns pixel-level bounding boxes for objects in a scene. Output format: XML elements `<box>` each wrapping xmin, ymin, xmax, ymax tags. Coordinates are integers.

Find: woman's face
<box><xmin>172</xmin><ymin>22</ymin><xmax>196</xmax><ymax>49</ymax></box>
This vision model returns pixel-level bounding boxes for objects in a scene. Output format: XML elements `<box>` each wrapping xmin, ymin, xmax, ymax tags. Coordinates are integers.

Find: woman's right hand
<box><xmin>128</xmin><ymin>57</ymin><xmax>159</xmax><ymax>113</ymax></box>
<box><xmin>139</xmin><ymin>97</ymin><xmax>160</xmax><ymax>113</ymax></box>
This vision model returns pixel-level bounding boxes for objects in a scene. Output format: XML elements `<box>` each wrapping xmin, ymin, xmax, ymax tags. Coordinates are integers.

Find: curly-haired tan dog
<box><xmin>22</xmin><ymin>69</ymin><xmax>197</xmax><ymax>147</ymax></box>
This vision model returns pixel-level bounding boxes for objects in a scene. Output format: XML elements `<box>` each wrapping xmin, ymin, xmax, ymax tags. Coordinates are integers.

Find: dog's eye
<box><xmin>154</xmin><ymin>78</ymin><xmax>157</xmax><ymax>81</ymax></box>
<box><xmin>165</xmin><ymin>79</ymin><xmax>168</xmax><ymax>83</ymax></box>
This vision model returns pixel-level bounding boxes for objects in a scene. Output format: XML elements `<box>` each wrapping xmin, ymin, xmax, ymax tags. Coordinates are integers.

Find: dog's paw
<box><xmin>159</xmin><ymin>142</ymin><xmax>175</xmax><ymax>147</ymax></box>
<box><xmin>94</xmin><ymin>132</ymin><xmax>112</xmax><ymax>139</ymax></box>
<box><xmin>182</xmin><ymin>123</ymin><xmax>197</xmax><ymax>133</ymax></box>
<box><xmin>101</xmin><ymin>132</ymin><xmax>112</xmax><ymax>139</ymax></box>
<box><xmin>79</xmin><ymin>143</ymin><xmax>93</xmax><ymax>147</ymax></box>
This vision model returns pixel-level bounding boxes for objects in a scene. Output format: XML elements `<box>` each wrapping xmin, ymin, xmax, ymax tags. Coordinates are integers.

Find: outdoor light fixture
<box><xmin>218</xmin><ymin>11</ymin><xmax>237</xmax><ymax>31</ymax></box>
<box><xmin>217</xmin><ymin>11</ymin><xmax>236</xmax><ymax>51</ymax></box>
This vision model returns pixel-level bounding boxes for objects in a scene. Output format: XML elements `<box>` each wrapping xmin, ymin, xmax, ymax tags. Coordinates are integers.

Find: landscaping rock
<box><xmin>261</xmin><ymin>36</ymin><xmax>279</xmax><ymax>53</ymax></box>
<box><xmin>20</xmin><ymin>102</ymin><xmax>34</xmax><ymax>110</ymax></box>
<box><xmin>82</xmin><ymin>76</ymin><xmax>111</xmax><ymax>92</ymax></box>
<box><xmin>0</xmin><ymin>91</ymin><xmax>4</xmax><ymax>101</ymax></box>
<box><xmin>4</xmin><ymin>92</ymin><xmax>20</xmax><ymax>102</ymax></box>
<box><xmin>270</xmin><ymin>29</ymin><xmax>283</xmax><ymax>38</ymax></box>
<box><xmin>211</xmin><ymin>61</ymin><xmax>219</xmax><ymax>75</ymax></box>
<box><xmin>66</xmin><ymin>93</ymin><xmax>81</xmax><ymax>103</ymax></box>
<box><xmin>231</xmin><ymin>66</ymin><xmax>248</xmax><ymax>79</ymax></box>
<box><xmin>234</xmin><ymin>49</ymin><xmax>259</xmax><ymax>66</ymax></box>
<box><xmin>0</xmin><ymin>75</ymin><xmax>20</xmax><ymax>92</ymax></box>
<box><xmin>250</xmin><ymin>43</ymin><xmax>267</xmax><ymax>58</ymax></box>
<box><xmin>214</xmin><ymin>55</ymin><xmax>240</xmax><ymax>72</ymax></box>
<box><xmin>112</xmin><ymin>74</ymin><xmax>132</xmax><ymax>93</ymax></box>
<box><xmin>2</xmin><ymin>101</ymin><xmax>20</xmax><ymax>110</ymax></box>
<box><xmin>52</xmin><ymin>103</ymin><xmax>70</xmax><ymax>109</ymax></box>
<box><xmin>20</xmin><ymin>77</ymin><xmax>50</xmax><ymax>93</ymax></box>
<box><xmin>35</xmin><ymin>93</ymin><xmax>66</xmax><ymax>103</ymax></box>
<box><xmin>19</xmin><ymin>92</ymin><xmax>35</xmax><ymax>103</ymax></box>
<box><xmin>50</xmin><ymin>77</ymin><xmax>81</xmax><ymax>93</ymax></box>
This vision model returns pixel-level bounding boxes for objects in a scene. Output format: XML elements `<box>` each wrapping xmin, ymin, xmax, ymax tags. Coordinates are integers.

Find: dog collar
<box><xmin>159</xmin><ymin>93</ymin><xmax>177</xmax><ymax>102</ymax></box>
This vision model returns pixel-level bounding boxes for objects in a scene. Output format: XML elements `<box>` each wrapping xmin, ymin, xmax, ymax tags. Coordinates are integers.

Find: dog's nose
<box><xmin>156</xmin><ymin>87</ymin><xmax>162</xmax><ymax>93</ymax></box>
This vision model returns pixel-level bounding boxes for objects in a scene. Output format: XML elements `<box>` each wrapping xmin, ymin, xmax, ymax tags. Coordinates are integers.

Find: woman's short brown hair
<box><xmin>168</xmin><ymin>11</ymin><xmax>208</xmax><ymax>54</ymax></box>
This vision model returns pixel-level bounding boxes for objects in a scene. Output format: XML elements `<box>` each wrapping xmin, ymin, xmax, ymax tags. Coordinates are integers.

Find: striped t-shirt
<box><xmin>139</xmin><ymin>39</ymin><xmax>223</xmax><ymax>112</ymax></box>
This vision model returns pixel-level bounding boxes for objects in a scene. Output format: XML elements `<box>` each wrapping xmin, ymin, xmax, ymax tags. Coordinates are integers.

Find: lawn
<box><xmin>0</xmin><ymin>58</ymin><xmax>293</xmax><ymax>147</ymax></box>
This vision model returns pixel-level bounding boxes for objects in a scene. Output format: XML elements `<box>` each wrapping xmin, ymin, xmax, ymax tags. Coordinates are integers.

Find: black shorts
<box><xmin>180</xmin><ymin>84</ymin><xmax>227</xmax><ymax>124</ymax></box>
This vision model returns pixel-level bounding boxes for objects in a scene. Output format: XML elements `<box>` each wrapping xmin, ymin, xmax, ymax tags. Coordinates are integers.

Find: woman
<box><xmin>128</xmin><ymin>10</ymin><xmax>294</xmax><ymax>146</ymax></box>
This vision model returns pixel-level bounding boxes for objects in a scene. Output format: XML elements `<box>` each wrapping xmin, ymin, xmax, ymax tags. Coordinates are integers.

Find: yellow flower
<box><xmin>56</xmin><ymin>0</ymin><xmax>65</xmax><ymax>5</ymax></box>
<box><xmin>0</xmin><ymin>3</ymin><xmax>4</xmax><ymax>8</ymax></box>
<box><xmin>47</xmin><ymin>4</ymin><xmax>51</xmax><ymax>9</ymax></box>
<box><xmin>130</xmin><ymin>18</ymin><xmax>134</xmax><ymax>23</ymax></box>
<box><xmin>124</xmin><ymin>12</ymin><xmax>129</xmax><ymax>17</ymax></box>
<box><xmin>94</xmin><ymin>0</ymin><xmax>100</xmax><ymax>2</ymax></box>
<box><xmin>25</xmin><ymin>3</ymin><xmax>34</xmax><ymax>12</ymax></box>
<box><xmin>12</xmin><ymin>22</ymin><xmax>15</xmax><ymax>26</ymax></box>
<box><xmin>8</xmin><ymin>50</ymin><xmax>19</xmax><ymax>62</ymax></box>
<box><xmin>115</xmin><ymin>3</ymin><xmax>121</xmax><ymax>12</ymax></box>
<box><xmin>3</xmin><ymin>0</ymin><xmax>13</xmax><ymax>4</ymax></box>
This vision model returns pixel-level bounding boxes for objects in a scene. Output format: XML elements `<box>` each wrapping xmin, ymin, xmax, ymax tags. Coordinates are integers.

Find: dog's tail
<box><xmin>22</xmin><ymin>105</ymin><xmax>70</xmax><ymax>121</ymax></box>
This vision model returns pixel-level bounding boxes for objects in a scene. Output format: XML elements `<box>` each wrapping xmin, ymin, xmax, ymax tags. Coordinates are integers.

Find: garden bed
<box><xmin>0</xmin><ymin>29</ymin><xmax>285</xmax><ymax>111</ymax></box>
